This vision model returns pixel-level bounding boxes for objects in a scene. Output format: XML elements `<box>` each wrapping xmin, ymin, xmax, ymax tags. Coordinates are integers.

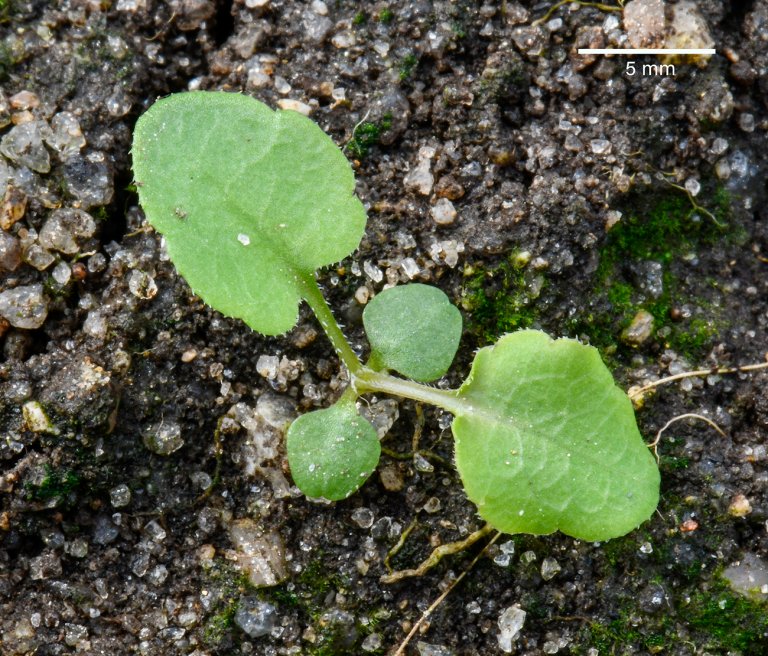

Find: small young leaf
<box><xmin>452</xmin><ymin>330</ymin><xmax>659</xmax><ymax>541</ymax></box>
<box><xmin>362</xmin><ymin>283</ymin><xmax>462</xmax><ymax>382</ymax></box>
<box><xmin>286</xmin><ymin>399</ymin><xmax>380</xmax><ymax>501</ymax></box>
<box><xmin>132</xmin><ymin>91</ymin><xmax>366</xmax><ymax>335</ymax></box>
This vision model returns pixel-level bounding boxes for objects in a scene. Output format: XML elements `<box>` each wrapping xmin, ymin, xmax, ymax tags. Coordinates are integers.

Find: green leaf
<box><xmin>363</xmin><ymin>283</ymin><xmax>462</xmax><ymax>382</ymax></box>
<box><xmin>452</xmin><ymin>330</ymin><xmax>659</xmax><ymax>541</ymax></box>
<box><xmin>286</xmin><ymin>399</ymin><xmax>380</xmax><ymax>501</ymax></box>
<box><xmin>132</xmin><ymin>91</ymin><xmax>366</xmax><ymax>335</ymax></box>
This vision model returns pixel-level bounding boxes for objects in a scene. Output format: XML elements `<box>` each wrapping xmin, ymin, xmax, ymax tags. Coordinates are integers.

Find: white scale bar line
<box><xmin>578</xmin><ymin>48</ymin><xmax>716</xmax><ymax>55</ymax></box>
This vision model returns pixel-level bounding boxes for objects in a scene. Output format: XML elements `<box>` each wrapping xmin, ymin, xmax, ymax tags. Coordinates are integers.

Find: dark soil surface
<box><xmin>2</xmin><ymin>1</ymin><xmax>768</xmax><ymax>654</ymax></box>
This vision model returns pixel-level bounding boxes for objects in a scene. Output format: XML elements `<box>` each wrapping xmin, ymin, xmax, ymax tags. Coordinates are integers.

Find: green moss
<box><xmin>352</xmin><ymin>11</ymin><xmax>367</xmax><ymax>25</ymax></box>
<box><xmin>296</xmin><ymin>555</ymin><xmax>340</xmax><ymax>599</ymax></box>
<box><xmin>579</xmin><ymin>575</ymin><xmax>768</xmax><ymax>654</ymax></box>
<box><xmin>378</xmin><ymin>7</ymin><xmax>394</xmax><ymax>23</ymax></box>
<box><xmin>659</xmin><ymin>454</ymin><xmax>690</xmax><ymax>471</ymax></box>
<box><xmin>450</xmin><ymin>20</ymin><xmax>467</xmax><ymax>39</ymax></box>
<box><xmin>567</xmin><ymin>186</ymin><xmax>732</xmax><ymax>360</ymax></box>
<box><xmin>601</xmin><ymin>534</ymin><xmax>639</xmax><ymax>569</ymax></box>
<box><xmin>26</xmin><ymin>465</ymin><xmax>81</xmax><ymax>502</ymax></box>
<box><xmin>0</xmin><ymin>39</ymin><xmax>20</xmax><ymax>82</ymax></box>
<box><xmin>203</xmin><ymin>604</ymin><xmax>237</xmax><ymax>646</ymax></box>
<box><xmin>685</xmin><ymin>580</ymin><xmax>768</xmax><ymax>653</ymax></box>
<box><xmin>0</xmin><ymin>0</ymin><xmax>15</xmax><ymax>23</ymax></box>
<box><xmin>477</xmin><ymin>59</ymin><xmax>527</xmax><ymax>105</ymax></box>
<box><xmin>461</xmin><ymin>254</ymin><xmax>544</xmax><ymax>345</ymax></box>
<box><xmin>398</xmin><ymin>53</ymin><xmax>418</xmax><ymax>82</ymax></box>
<box><xmin>346</xmin><ymin>114</ymin><xmax>392</xmax><ymax>160</ymax></box>
<box><xmin>201</xmin><ymin>560</ymin><xmax>252</xmax><ymax>647</ymax></box>
<box><xmin>672</xmin><ymin>317</ymin><xmax>718</xmax><ymax>356</ymax></box>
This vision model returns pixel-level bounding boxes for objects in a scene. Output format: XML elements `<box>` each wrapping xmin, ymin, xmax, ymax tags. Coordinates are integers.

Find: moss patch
<box><xmin>398</xmin><ymin>53</ymin><xmax>418</xmax><ymax>82</ymax></box>
<box><xmin>201</xmin><ymin>560</ymin><xmax>251</xmax><ymax>647</ymax></box>
<box><xmin>26</xmin><ymin>465</ymin><xmax>81</xmax><ymax>503</ymax></box>
<box><xmin>582</xmin><ymin>578</ymin><xmax>768</xmax><ymax>654</ymax></box>
<box><xmin>346</xmin><ymin>114</ymin><xmax>393</xmax><ymax>160</ymax></box>
<box><xmin>567</xmin><ymin>185</ymin><xmax>731</xmax><ymax>360</ymax></box>
<box><xmin>460</xmin><ymin>254</ymin><xmax>545</xmax><ymax>345</ymax></box>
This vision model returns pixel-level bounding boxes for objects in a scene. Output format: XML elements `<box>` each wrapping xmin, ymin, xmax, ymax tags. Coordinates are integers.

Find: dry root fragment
<box><xmin>381</xmin><ymin>523</ymin><xmax>494</xmax><ymax>584</ymax></box>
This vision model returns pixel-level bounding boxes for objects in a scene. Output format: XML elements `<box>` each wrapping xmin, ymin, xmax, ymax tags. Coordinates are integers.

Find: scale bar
<box><xmin>578</xmin><ymin>48</ymin><xmax>716</xmax><ymax>55</ymax></box>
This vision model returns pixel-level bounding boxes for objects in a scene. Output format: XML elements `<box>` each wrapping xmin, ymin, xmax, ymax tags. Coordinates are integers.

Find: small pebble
<box><xmin>235</xmin><ymin>598</ymin><xmax>278</xmax><ymax>637</ymax></box>
<box><xmin>39</xmin><ymin>208</ymin><xmax>97</xmax><ymax>255</ymax></box>
<box><xmin>422</xmin><ymin>496</ymin><xmax>441</xmax><ymax>513</ymax></box>
<box><xmin>363</xmin><ymin>260</ymin><xmax>383</xmax><ymax>283</ymax></box>
<box><xmin>0</xmin><ymin>284</ymin><xmax>48</xmax><ymax>329</ymax></box>
<box><xmin>110</xmin><ymin>484</ymin><xmax>132</xmax><ymax>508</ymax></box>
<box><xmin>623</xmin><ymin>0</ymin><xmax>665</xmax><ymax>48</ymax></box>
<box><xmin>52</xmin><ymin>261</ymin><xmax>71</xmax><ymax>285</ymax></box>
<box><xmin>589</xmin><ymin>139</ymin><xmax>612</xmax><ymax>155</ymax></box>
<box><xmin>715</xmin><ymin>158</ymin><xmax>731</xmax><ymax>180</ymax></box>
<box><xmin>540</xmin><ymin>557</ymin><xmax>561</xmax><ymax>580</ymax></box>
<box><xmin>351</xmin><ymin>507</ymin><xmax>374</xmax><ymax>529</ymax></box>
<box><xmin>1</xmin><ymin>186</ymin><xmax>27</xmax><ymax>230</ymax></box>
<box><xmin>22</xmin><ymin>401</ymin><xmax>59</xmax><ymax>434</ymax></box>
<box><xmin>497</xmin><ymin>605</ymin><xmax>526</xmax><ymax>653</ymax></box>
<box><xmin>417</xmin><ymin>643</ymin><xmax>454</xmax><ymax>656</ymax></box>
<box><xmin>128</xmin><ymin>270</ymin><xmax>158</xmax><ymax>299</ymax></box>
<box><xmin>400</xmin><ymin>257</ymin><xmax>419</xmax><ymax>279</ymax></box>
<box><xmin>143</xmin><ymin>420</ymin><xmax>184</xmax><ymax>455</ymax></box>
<box><xmin>0</xmin><ymin>231</ymin><xmax>21</xmax><ymax>271</ymax></box>
<box><xmin>9</xmin><ymin>90</ymin><xmax>40</xmax><ymax>110</ymax></box>
<box><xmin>63</xmin><ymin>151</ymin><xmax>114</xmax><ymax>208</ymax></box>
<box><xmin>354</xmin><ymin>285</ymin><xmax>370</xmax><ymax>304</ymax></box>
<box><xmin>738</xmin><ymin>113</ymin><xmax>755</xmax><ymax>133</ymax></box>
<box><xmin>362</xmin><ymin>633</ymin><xmax>382</xmax><ymax>652</ymax></box>
<box><xmin>64</xmin><ymin>624</ymin><xmax>88</xmax><ymax>648</ymax></box>
<box><xmin>729</xmin><ymin>494</ymin><xmax>752</xmax><ymax>517</ymax></box>
<box><xmin>147</xmin><ymin>564</ymin><xmax>168</xmax><ymax>585</ymax></box>
<box><xmin>47</xmin><ymin>112</ymin><xmax>86</xmax><ymax>158</ymax></box>
<box><xmin>23</xmin><ymin>243</ymin><xmax>56</xmax><ymax>271</ymax></box>
<box><xmin>404</xmin><ymin>147</ymin><xmax>436</xmax><ymax>196</ymax></box>
<box><xmin>181</xmin><ymin>349</ymin><xmax>198</xmax><ymax>362</ymax></box>
<box><xmin>621</xmin><ymin>309</ymin><xmax>654</xmax><ymax>346</ymax></box>
<box><xmin>684</xmin><ymin>177</ymin><xmax>700</xmax><ymax>197</ymax></box>
<box><xmin>83</xmin><ymin>311</ymin><xmax>107</xmax><ymax>339</ymax></box>
<box><xmin>430</xmin><ymin>198</ymin><xmax>458</xmax><ymax>226</ymax></box>
<box><xmin>1</xmin><ymin>121</ymin><xmax>51</xmax><ymax>172</ymax></box>
<box><xmin>229</xmin><ymin>519</ymin><xmax>287</xmax><ymax>586</ymax></box>
<box><xmin>276</xmin><ymin>99</ymin><xmax>312</xmax><ymax>116</ymax></box>
<box><xmin>256</xmin><ymin>354</ymin><xmax>279</xmax><ymax>379</ymax></box>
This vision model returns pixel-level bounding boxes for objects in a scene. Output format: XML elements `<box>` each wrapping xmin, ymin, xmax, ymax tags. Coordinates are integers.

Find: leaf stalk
<box><xmin>300</xmin><ymin>273</ymin><xmax>363</xmax><ymax>374</ymax></box>
<box><xmin>353</xmin><ymin>368</ymin><xmax>465</xmax><ymax>416</ymax></box>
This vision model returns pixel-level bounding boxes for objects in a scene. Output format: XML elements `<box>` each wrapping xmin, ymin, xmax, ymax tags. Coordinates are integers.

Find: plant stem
<box><xmin>301</xmin><ymin>275</ymin><xmax>466</xmax><ymax>415</ymax></box>
<box><xmin>354</xmin><ymin>369</ymin><xmax>465</xmax><ymax>416</ymax></box>
<box><xmin>300</xmin><ymin>273</ymin><xmax>363</xmax><ymax>374</ymax></box>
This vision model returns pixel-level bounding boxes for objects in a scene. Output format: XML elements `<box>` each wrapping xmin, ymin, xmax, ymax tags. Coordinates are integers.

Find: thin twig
<box><xmin>342</xmin><ymin>109</ymin><xmax>372</xmax><ymax>154</ymax></box>
<box><xmin>382</xmin><ymin>523</ymin><xmax>495</xmax><ymax>584</ymax></box>
<box><xmin>532</xmin><ymin>0</ymin><xmax>622</xmax><ymax>27</ymax></box>
<box><xmin>390</xmin><ymin>530</ymin><xmax>501</xmax><ymax>656</ymax></box>
<box><xmin>629</xmin><ymin>355</ymin><xmax>768</xmax><ymax>404</ymax></box>
<box><xmin>196</xmin><ymin>416</ymin><xmax>225</xmax><ymax>503</ymax></box>
<box><xmin>384</xmin><ymin>519</ymin><xmax>418</xmax><ymax>573</ymax></box>
<box><xmin>648</xmin><ymin>413</ymin><xmax>726</xmax><ymax>463</ymax></box>
<box><xmin>660</xmin><ymin>176</ymin><xmax>725</xmax><ymax>227</ymax></box>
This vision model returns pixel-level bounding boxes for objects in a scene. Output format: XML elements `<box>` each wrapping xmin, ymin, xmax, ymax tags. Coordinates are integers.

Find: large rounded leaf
<box><xmin>453</xmin><ymin>330</ymin><xmax>659</xmax><ymax>541</ymax></box>
<box><xmin>286</xmin><ymin>399</ymin><xmax>380</xmax><ymax>501</ymax></box>
<box><xmin>132</xmin><ymin>91</ymin><xmax>366</xmax><ymax>335</ymax></box>
<box><xmin>362</xmin><ymin>283</ymin><xmax>462</xmax><ymax>382</ymax></box>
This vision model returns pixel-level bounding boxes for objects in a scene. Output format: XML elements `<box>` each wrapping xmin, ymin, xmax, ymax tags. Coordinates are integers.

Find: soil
<box><xmin>2</xmin><ymin>1</ymin><xmax>768</xmax><ymax>655</ymax></box>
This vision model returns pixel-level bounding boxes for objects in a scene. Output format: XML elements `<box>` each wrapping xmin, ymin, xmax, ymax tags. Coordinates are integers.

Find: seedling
<box><xmin>132</xmin><ymin>91</ymin><xmax>659</xmax><ymax>541</ymax></box>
